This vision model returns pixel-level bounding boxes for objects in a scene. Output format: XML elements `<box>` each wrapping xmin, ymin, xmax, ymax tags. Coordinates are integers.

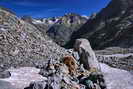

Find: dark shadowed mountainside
<box><xmin>66</xmin><ymin>0</ymin><xmax>133</xmax><ymax>50</ymax></box>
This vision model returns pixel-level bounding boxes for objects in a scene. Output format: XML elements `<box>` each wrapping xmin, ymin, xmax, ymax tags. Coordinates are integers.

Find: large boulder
<box><xmin>74</xmin><ymin>39</ymin><xmax>100</xmax><ymax>70</ymax></box>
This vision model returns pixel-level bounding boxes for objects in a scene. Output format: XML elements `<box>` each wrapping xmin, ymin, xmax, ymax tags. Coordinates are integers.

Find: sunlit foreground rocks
<box><xmin>0</xmin><ymin>38</ymin><xmax>133</xmax><ymax>89</ymax></box>
<box><xmin>24</xmin><ymin>39</ymin><xmax>106</xmax><ymax>89</ymax></box>
<box><xmin>0</xmin><ymin>8</ymin><xmax>69</xmax><ymax>72</ymax></box>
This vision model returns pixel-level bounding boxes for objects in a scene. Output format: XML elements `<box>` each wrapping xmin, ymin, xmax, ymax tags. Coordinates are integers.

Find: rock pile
<box><xmin>0</xmin><ymin>8</ymin><xmax>69</xmax><ymax>72</ymax></box>
<box><xmin>25</xmin><ymin>39</ymin><xmax>106</xmax><ymax>89</ymax></box>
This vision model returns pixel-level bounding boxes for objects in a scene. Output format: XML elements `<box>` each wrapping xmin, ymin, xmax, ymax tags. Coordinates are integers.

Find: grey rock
<box><xmin>94</xmin><ymin>83</ymin><xmax>101</xmax><ymax>89</ymax></box>
<box><xmin>0</xmin><ymin>7</ymin><xmax>70</xmax><ymax>71</ymax></box>
<box><xmin>0</xmin><ymin>71</ymin><xmax>11</xmax><ymax>78</ymax></box>
<box><xmin>79</xmin><ymin>64</ymin><xmax>86</xmax><ymax>73</ymax></box>
<box><xmin>74</xmin><ymin>39</ymin><xmax>100</xmax><ymax>70</ymax></box>
<box><xmin>24</xmin><ymin>81</ymin><xmax>47</xmax><ymax>89</ymax></box>
<box><xmin>96</xmin><ymin>47</ymin><xmax>133</xmax><ymax>72</ymax></box>
<box><xmin>72</xmin><ymin>51</ymin><xmax>80</xmax><ymax>61</ymax></box>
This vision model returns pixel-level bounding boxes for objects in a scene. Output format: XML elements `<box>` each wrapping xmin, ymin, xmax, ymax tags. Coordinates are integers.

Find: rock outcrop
<box><xmin>74</xmin><ymin>39</ymin><xmax>100</xmax><ymax>70</ymax></box>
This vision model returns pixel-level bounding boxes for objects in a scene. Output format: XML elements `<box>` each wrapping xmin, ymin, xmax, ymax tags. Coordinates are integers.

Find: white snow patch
<box><xmin>100</xmin><ymin>63</ymin><xmax>133</xmax><ymax>89</ymax></box>
<box><xmin>0</xmin><ymin>67</ymin><xmax>46</xmax><ymax>89</ymax></box>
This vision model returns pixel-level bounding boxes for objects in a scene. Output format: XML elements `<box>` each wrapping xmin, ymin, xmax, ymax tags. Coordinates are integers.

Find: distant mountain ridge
<box><xmin>46</xmin><ymin>13</ymin><xmax>88</xmax><ymax>46</ymax></box>
<box><xmin>21</xmin><ymin>13</ymin><xmax>88</xmax><ymax>47</ymax></box>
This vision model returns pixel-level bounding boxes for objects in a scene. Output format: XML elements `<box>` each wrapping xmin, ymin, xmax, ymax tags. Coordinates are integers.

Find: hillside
<box><xmin>0</xmin><ymin>8</ymin><xmax>69</xmax><ymax>71</ymax></box>
<box><xmin>66</xmin><ymin>0</ymin><xmax>133</xmax><ymax>50</ymax></box>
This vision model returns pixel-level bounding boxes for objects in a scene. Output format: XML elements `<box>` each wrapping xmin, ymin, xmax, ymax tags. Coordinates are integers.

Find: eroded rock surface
<box><xmin>74</xmin><ymin>39</ymin><xmax>100</xmax><ymax>70</ymax></box>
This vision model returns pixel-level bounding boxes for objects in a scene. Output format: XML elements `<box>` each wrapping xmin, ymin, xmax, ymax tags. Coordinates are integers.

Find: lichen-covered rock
<box><xmin>62</xmin><ymin>56</ymin><xmax>78</xmax><ymax>75</ymax></box>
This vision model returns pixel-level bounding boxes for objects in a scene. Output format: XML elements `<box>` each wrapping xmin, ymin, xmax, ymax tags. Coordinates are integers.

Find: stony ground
<box><xmin>0</xmin><ymin>64</ymin><xmax>133</xmax><ymax>89</ymax></box>
<box><xmin>0</xmin><ymin>67</ymin><xmax>46</xmax><ymax>89</ymax></box>
<box><xmin>96</xmin><ymin>47</ymin><xmax>133</xmax><ymax>73</ymax></box>
<box><xmin>100</xmin><ymin>63</ymin><xmax>133</xmax><ymax>89</ymax></box>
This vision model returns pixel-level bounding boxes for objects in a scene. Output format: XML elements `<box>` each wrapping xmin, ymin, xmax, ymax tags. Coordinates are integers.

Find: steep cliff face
<box><xmin>67</xmin><ymin>0</ymin><xmax>133</xmax><ymax>50</ymax></box>
<box><xmin>0</xmin><ymin>8</ymin><xmax>69</xmax><ymax>71</ymax></box>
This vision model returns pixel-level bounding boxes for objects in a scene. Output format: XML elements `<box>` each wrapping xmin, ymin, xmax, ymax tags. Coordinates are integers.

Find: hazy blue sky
<box><xmin>0</xmin><ymin>0</ymin><xmax>111</xmax><ymax>18</ymax></box>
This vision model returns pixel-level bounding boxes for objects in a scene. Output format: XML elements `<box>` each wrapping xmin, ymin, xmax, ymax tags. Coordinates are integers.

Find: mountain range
<box><xmin>22</xmin><ymin>0</ymin><xmax>133</xmax><ymax>50</ymax></box>
<box><xmin>22</xmin><ymin>13</ymin><xmax>88</xmax><ymax>47</ymax></box>
<box><xmin>66</xmin><ymin>0</ymin><xmax>133</xmax><ymax>50</ymax></box>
